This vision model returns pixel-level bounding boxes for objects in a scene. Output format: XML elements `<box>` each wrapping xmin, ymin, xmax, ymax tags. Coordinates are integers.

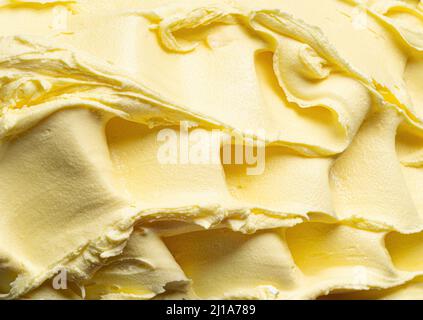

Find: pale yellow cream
<box><xmin>0</xmin><ymin>0</ymin><xmax>423</xmax><ymax>300</ymax></box>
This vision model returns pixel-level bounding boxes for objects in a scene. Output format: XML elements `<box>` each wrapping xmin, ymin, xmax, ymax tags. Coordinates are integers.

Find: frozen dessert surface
<box><xmin>0</xmin><ymin>0</ymin><xmax>423</xmax><ymax>299</ymax></box>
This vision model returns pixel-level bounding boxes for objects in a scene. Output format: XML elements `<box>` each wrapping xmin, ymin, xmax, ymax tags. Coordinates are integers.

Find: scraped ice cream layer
<box><xmin>0</xmin><ymin>0</ymin><xmax>423</xmax><ymax>300</ymax></box>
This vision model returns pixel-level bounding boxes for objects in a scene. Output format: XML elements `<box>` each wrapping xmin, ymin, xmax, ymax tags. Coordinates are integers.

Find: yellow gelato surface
<box><xmin>0</xmin><ymin>0</ymin><xmax>423</xmax><ymax>300</ymax></box>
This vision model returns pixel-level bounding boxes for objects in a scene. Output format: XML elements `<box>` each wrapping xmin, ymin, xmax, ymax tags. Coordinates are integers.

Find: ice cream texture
<box><xmin>0</xmin><ymin>0</ymin><xmax>423</xmax><ymax>300</ymax></box>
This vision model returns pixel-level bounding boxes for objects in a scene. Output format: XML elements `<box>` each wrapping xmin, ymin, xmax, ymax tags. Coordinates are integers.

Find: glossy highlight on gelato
<box><xmin>0</xmin><ymin>0</ymin><xmax>423</xmax><ymax>300</ymax></box>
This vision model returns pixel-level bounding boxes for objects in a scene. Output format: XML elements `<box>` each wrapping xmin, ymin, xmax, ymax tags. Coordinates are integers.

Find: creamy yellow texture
<box><xmin>0</xmin><ymin>0</ymin><xmax>423</xmax><ymax>300</ymax></box>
